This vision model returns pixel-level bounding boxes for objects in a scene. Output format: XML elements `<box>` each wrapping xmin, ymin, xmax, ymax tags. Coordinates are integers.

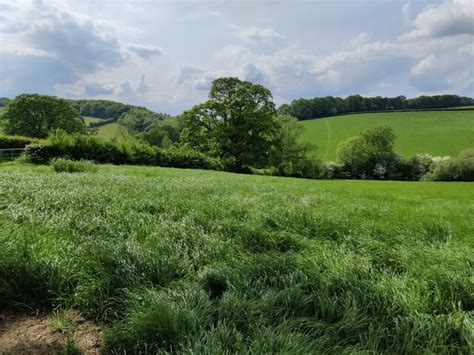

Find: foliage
<box><xmin>70</xmin><ymin>99</ymin><xmax>132</xmax><ymax>120</ymax></box>
<box><xmin>427</xmin><ymin>149</ymin><xmax>474</xmax><ymax>181</ymax></box>
<box><xmin>337</xmin><ymin>126</ymin><xmax>401</xmax><ymax>179</ymax></box>
<box><xmin>0</xmin><ymin>164</ymin><xmax>473</xmax><ymax>353</ymax></box>
<box><xmin>118</xmin><ymin>107</ymin><xmax>169</xmax><ymax>133</ymax></box>
<box><xmin>282</xmin><ymin>94</ymin><xmax>473</xmax><ymax>120</ymax></box>
<box><xmin>270</xmin><ymin>115</ymin><xmax>321</xmax><ymax>178</ymax></box>
<box><xmin>137</xmin><ymin>117</ymin><xmax>184</xmax><ymax>148</ymax></box>
<box><xmin>0</xmin><ymin>135</ymin><xmax>43</xmax><ymax>149</ymax></box>
<box><xmin>3</xmin><ymin>94</ymin><xmax>85</xmax><ymax>138</ymax></box>
<box><xmin>24</xmin><ymin>131</ymin><xmax>221</xmax><ymax>170</ymax></box>
<box><xmin>181</xmin><ymin>77</ymin><xmax>278</xmax><ymax>171</ymax></box>
<box><xmin>0</xmin><ymin>97</ymin><xmax>11</xmax><ymax>107</ymax></box>
<box><xmin>51</xmin><ymin>158</ymin><xmax>98</xmax><ymax>173</ymax></box>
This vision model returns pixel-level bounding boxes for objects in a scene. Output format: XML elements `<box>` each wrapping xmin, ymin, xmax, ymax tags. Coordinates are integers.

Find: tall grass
<box><xmin>0</xmin><ymin>164</ymin><xmax>472</xmax><ymax>353</ymax></box>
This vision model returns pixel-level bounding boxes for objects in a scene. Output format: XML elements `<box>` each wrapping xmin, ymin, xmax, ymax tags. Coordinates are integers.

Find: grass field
<box><xmin>82</xmin><ymin>116</ymin><xmax>104</xmax><ymax>125</ymax></box>
<box><xmin>0</xmin><ymin>163</ymin><xmax>473</xmax><ymax>353</ymax></box>
<box><xmin>82</xmin><ymin>116</ymin><xmax>132</xmax><ymax>141</ymax></box>
<box><xmin>300</xmin><ymin>110</ymin><xmax>474</xmax><ymax>161</ymax></box>
<box><xmin>95</xmin><ymin>122</ymin><xmax>132</xmax><ymax>141</ymax></box>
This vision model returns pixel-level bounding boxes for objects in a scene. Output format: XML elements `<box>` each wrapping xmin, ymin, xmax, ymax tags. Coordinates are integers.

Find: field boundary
<box><xmin>297</xmin><ymin>107</ymin><xmax>474</xmax><ymax>122</ymax></box>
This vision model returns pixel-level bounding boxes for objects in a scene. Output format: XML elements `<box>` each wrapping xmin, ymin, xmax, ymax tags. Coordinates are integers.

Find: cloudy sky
<box><xmin>0</xmin><ymin>0</ymin><xmax>473</xmax><ymax>114</ymax></box>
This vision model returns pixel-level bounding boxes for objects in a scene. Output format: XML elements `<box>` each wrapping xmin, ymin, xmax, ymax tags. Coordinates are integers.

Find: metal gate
<box><xmin>0</xmin><ymin>148</ymin><xmax>25</xmax><ymax>164</ymax></box>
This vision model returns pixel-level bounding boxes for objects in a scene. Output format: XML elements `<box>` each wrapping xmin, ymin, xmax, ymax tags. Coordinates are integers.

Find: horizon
<box><xmin>1</xmin><ymin>0</ymin><xmax>473</xmax><ymax>115</ymax></box>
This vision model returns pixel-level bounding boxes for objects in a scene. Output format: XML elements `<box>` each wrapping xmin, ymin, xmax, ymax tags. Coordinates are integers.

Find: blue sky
<box><xmin>0</xmin><ymin>0</ymin><xmax>473</xmax><ymax>114</ymax></box>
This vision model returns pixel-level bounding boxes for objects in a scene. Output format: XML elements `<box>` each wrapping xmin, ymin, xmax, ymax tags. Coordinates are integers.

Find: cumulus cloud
<box><xmin>403</xmin><ymin>0</ymin><xmax>474</xmax><ymax>40</ymax></box>
<box><xmin>237</xmin><ymin>25</ymin><xmax>284</xmax><ymax>44</ymax></box>
<box><xmin>84</xmin><ymin>84</ymin><xmax>114</xmax><ymax>96</ymax></box>
<box><xmin>127</xmin><ymin>44</ymin><xmax>166</xmax><ymax>59</ymax></box>
<box><xmin>0</xmin><ymin>0</ymin><xmax>164</xmax><ymax>99</ymax></box>
<box><xmin>0</xmin><ymin>0</ymin><xmax>472</xmax><ymax>114</ymax></box>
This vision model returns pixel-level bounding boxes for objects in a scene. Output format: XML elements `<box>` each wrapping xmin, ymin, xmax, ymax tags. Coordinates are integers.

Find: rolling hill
<box><xmin>300</xmin><ymin>110</ymin><xmax>474</xmax><ymax>161</ymax></box>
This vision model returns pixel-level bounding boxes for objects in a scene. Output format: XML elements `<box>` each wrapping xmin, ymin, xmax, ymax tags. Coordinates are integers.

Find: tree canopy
<box><xmin>181</xmin><ymin>77</ymin><xmax>278</xmax><ymax>171</ymax></box>
<box><xmin>281</xmin><ymin>94</ymin><xmax>473</xmax><ymax>120</ymax></box>
<box><xmin>3</xmin><ymin>94</ymin><xmax>85</xmax><ymax>138</ymax></box>
<box><xmin>337</xmin><ymin>126</ymin><xmax>400</xmax><ymax>179</ymax></box>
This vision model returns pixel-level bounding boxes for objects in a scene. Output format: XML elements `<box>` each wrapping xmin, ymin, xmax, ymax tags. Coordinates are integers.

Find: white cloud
<box><xmin>237</xmin><ymin>25</ymin><xmax>284</xmax><ymax>44</ymax></box>
<box><xmin>402</xmin><ymin>0</ymin><xmax>474</xmax><ymax>40</ymax></box>
<box><xmin>0</xmin><ymin>0</ymin><xmax>473</xmax><ymax>114</ymax></box>
<box><xmin>126</xmin><ymin>44</ymin><xmax>166</xmax><ymax>59</ymax></box>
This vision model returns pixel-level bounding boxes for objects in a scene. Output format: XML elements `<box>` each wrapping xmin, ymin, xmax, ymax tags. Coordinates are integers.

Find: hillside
<box><xmin>300</xmin><ymin>110</ymin><xmax>474</xmax><ymax>161</ymax></box>
<box><xmin>1</xmin><ymin>163</ymin><xmax>472</xmax><ymax>353</ymax></box>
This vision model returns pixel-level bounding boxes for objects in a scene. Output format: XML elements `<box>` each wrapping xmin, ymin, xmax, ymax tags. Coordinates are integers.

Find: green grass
<box><xmin>301</xmin><ymin>110</ymin><xmax>474</xmax><ymax>161</ymax></box>
<box><xmin>82</xmin><ymin>116</ymin><xmax>104</xmax><ymax>125</ymax></box>
<box><xmin>0</xmin><ymin>164</ymin><xmax>473</xmax><ymax>353</ymax></box>
<box><xmin>96</xmin><ymin>122</ymin><xmax>131</xmax><ymax>141</ymax></box>
<box><xmin>83</xmin><ymin>116</ymin><xmax>132</xmax><ymax>141</ymax></box>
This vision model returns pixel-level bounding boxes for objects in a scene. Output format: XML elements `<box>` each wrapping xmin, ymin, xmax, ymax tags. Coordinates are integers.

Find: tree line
<box><xmin>1</xmin><ymin>80</ymin><xmax>472</xmax><ymax>181</ymax></box>
<box><xmin>279</xmin><ymin>94</ymin><xmax>473</xmax><ymax>120</ymax></box>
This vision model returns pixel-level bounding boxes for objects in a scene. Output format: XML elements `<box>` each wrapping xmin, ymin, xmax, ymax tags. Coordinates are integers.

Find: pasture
<box><xmin>300</xmin><ymin>110</ymin><xmax>474</xmax><ymax>161</ymax></box>
<box><xmin>0</xmin><ymin>163</ymin><xmax>472</xmax><ymax>353</ymax></box>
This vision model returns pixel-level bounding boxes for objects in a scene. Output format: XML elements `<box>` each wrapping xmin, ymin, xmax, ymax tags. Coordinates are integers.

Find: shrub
<box><xmin>406</xmin><ymin>154</ymin><xmax>434</xmax><ymax>180</ymax></box>
<box><xmin>24</xmin><ymin>131</ymin><xmax>222</xmax><ymax>171</ymax></box>
<box><xmin>276</xmin><ymin>157</ymin><xmax>323</xmax><ymax>179</ymax></box>
<box><xmin>429</xmin><ymin>149</ymin><xmax>474</xmax><ymax>181</ymax></box>
<box><xmin>337</xmin><ymin>126</ymin><xmax>398</xmax><ymax>179</ymax></box>
<box><xmin>0</xmin><ymin>135</ymin><xmax>43</xmax><ymax>149</ymax></box>
<box><xmin>51</xmin><ymin>158</ymin><xmax>98</xmax><ymax>173</ymax></box>
<box><xmin>24</xmin><ymin>143</ymin><xmax>59</xmax><ymax>164</ymax></box>
<box><xmin>156</xmin><ymin>147</ymin><xmax>223</xmax><ymax>170</ymax></box>
<box><xmin>320</xmin><ymin>161</ymin><xmax>350</xmax><ymax>179</ymax></box>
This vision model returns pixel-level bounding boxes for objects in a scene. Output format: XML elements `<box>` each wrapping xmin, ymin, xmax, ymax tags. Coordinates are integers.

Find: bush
<box><xmin>0</xmin><ymin>135</ymin><xmax>43</xmax><ymax>149</ymax></box>
<box><xmin>406</xmin><ymin>154</ymin><xmax>434</xmax><ymax>180</ymax></box>
<box><xmin>276</xmin><ymin>157</ymin><xmax>322</xmax><ymax>179</ymax></box>
<box><xmin>429</xmin><ymin>149</ymin><xmax>474</xmax><ymax>181</ymax></box>
<box><xmin>24</xmin><ymin>143</ymin><xmax>59</xmax><ymax>164</ymax></box>
<box><xmin>24</xmin><ymin>131</ymin><xmax>222</xmax><ymax>171</ymax></box>
<box><xmin>156</xmin><ymin>147</ymin><xmax>223</xmax><ymax>170</ymax></box>
<box><xmin>51</xmin><ymin>158</ymin><xmax>98</xmax><ymax>173</ymax></box>
<box><xmin>320</xmin><ymin>161</ymin><xmax>350</xmax><ymax>179</ymax></box>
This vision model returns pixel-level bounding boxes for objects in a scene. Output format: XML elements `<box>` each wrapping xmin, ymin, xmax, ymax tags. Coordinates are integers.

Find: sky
<box><xmin>0</xmin><ymin>0</ymin><xmax>473</xmax><ymax>115</ymax></box>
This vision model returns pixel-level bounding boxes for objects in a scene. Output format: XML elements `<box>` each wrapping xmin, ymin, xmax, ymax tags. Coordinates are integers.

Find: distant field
<box><xmin>0</xmin><ymin>164</ymin><xmax>473</xmax><ymax>353</ymax></box>
<box><xmin>82</xmin><ymin>116</ymin><xmax>104</xmax><ymax>125</ymax></box>
<box><xmin>95</xmin><ymin>122</ymin><xmax>131</xmax><ymax>141</ymax></box>
<box><xmin>300</xmin><ymin>110</ymin><xmax>474</xmax><ymax>161</ymax></box>
<box><xmin>82</xmin><ymin>116</ymin><xmax>132</xmax><ymax>141</ymax></box>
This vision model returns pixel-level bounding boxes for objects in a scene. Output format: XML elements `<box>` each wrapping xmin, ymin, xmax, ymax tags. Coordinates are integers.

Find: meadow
<box><xmin>96</xmin><ymin>122</ymin><xmax>132</xmax><ymax>141</ymax></box>
<box><xmin>300</xmin><ymin>110</ymin><xmax>474</xmax><ymax>161</ymax></box>
<box><xmin>0</xmin><ymin>163</ymin><xmax>473</xmax><ymax>353</ymax></box>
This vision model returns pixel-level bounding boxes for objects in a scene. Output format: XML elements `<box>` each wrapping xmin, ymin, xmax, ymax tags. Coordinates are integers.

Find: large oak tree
<box><xmin>3</xmin><ymin>94</ymin><xmax>85</xmax><ymax>138</ymax></box>
<box><xmin>181</xmin><ymin>77</ymin><xmax>278</xmax><ymax>171</ymax></box>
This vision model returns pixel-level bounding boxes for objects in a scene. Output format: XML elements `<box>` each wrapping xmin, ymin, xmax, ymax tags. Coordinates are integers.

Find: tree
<box><xmin>181</xmin><ymin>77</ymin><xmax>277</xmax><ymax>171</ymax></box>
<box><xmin>139</xmin><ymin>117</ymin><xmax>183</xmax><ymax>148</ymax></box>
<box><xmin>3</xmin><ymin>94</ymin><xmax>85</xmax><ymax>138</ymax></box>
<box><xmin>118</xmin><ymin>107</ymin><xmax>167</xmax><ymax>132</ymax></box>
<box><xmin>271</xmin><ymin>114</ymin><xmax>321</xmax><ymax>178</ymax></box>
<box><xmin>337</xmin><ymin>126</ymin><xmax>398</xmax><ymax>179</ymax></box>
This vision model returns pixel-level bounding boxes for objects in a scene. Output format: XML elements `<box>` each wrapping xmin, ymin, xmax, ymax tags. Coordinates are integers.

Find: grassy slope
<box><xmin>82</xmin><ymin>116</ymin><xmax>104</xmax><ymax>125</ymax></box>
<box><xmin>82</xmin><ymin>116</ymin><xmax>132</xmax><ymax>141</ymax></box>
<box><xmin>96</xmin><ymin>122</ymin><xmax>131</xmax><ymax>141</ymax></box>
<box><xmin>0</xmin><ymin>164</ymin><xmax>473</xmax><ymax>353</ymax></box>
<box><xmin>300</xmin><ymin>110</ymin><xmax>474</xmax><ymax>161</ymax></box>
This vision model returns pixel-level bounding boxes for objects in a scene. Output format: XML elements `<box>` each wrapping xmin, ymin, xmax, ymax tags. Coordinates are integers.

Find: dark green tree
<box><xmin>3</xmin><ymin>94</ymin><xmax>85</xmax><ymax>138</ymax></box>
<box><xmin>181</xmin><ymin>77</ymin><xmax>277</xmax><ymax>171</ymax></box>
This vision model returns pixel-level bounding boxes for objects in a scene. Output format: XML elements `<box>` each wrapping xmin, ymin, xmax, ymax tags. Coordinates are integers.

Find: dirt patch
<box><xmin>0</xmin><ymin>311</ymin><xmax>102</xmax><ymax>354</ymax></box>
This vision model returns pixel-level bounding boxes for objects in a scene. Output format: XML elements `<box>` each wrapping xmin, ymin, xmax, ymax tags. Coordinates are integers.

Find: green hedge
<box><xmin>24</xmin><ymin>132</ymin><xmax>222</xmax><ymax>171</ymax></box>
<box><xmin>0</xmin><ymin>135</ymin><xmax>43</xmax><ymax>149</ymax></box>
